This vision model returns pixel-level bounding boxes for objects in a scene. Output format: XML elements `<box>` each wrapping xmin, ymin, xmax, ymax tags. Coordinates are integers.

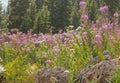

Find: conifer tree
<box><xmin>70</xmin><ymin>0</ymin><xmax>80</xmax><ymax>28</ymax></box>
<box><xmin>8</xmin><ymin>0</ymin><xmax>29</xmax><ymax>31</ymax></box>
<box><xmin>21</xmin><ymin>0</ymin><xmax>36</xmax><ymax>32</ymax></box>
<box><xmin>48</xmin><ymin>0</ymin><xmax>72</xmax><ymax>32</ymax></box>
<box><xmin>33</xmin><ymin>5</ymin><xmax>50</xmax><ymax>33</ymax></box>
<box><xmin>35</xmin><ymin>0</ymin><xmax>44</xmax><ymax>10</ymax></box>
<box><xmin>87</xmin><ymin>0</ymin><xmax>99</xmax><ymax>21</ymax></box>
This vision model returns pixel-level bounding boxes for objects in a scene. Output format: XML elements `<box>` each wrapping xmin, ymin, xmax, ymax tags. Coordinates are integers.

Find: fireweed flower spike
<box><xmin>81</xmin><ymin>14</ymin><xmax>88</xmax><ymax>20</ymax></box>
<box><xmin>114</xmin><ymin>12</ymin><xmax>119</xmax><ymax>18</ymax></box>
<box><xmin>82</xmin><ymin>32</ymin><xmax>87</xmax><ymax>40</ymax></box>
<box><xmin>79</xmin><ymin>0</ymin><xmax>87</xmax><ymax>14</ymax></box>
<box><xmin>99</xmin><ymin>5</ymin><xmax>108</xmax><ymax>13</ymax></box>
<box><xmin>46</xmin><ymin>59</ymin><xmax>52</xmax><ymax>65</ymax></box>
<box><xmin>79</xmin><ymin>1</ymin><xmax>86</xmax><ymax>7</ymax></box>
<box><xmin>82</xmin><ymin>32</ymin><xmax>87</xmax><ymax>37</ymax></box>
<box><xmin>95</xmin><ymin>34</ymin><xmax>102</xmax><ymax>48</ymax></box>
<box><xmin>102</xmin><ymin>24</ymin><xmax>108</xmax><ymax>30</ymax></box>
<box><xmin>54</xmin><ymin>48</ymin><xmax>60</xmax><ymax>54</ymax></box>
<box><xmin>113</xmin><ymin>12</ymin><xmax>119</xmax><ymax>24</ymax></box>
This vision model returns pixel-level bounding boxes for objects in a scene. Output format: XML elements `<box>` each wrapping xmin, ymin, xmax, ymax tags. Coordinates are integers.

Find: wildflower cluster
<box><xmin>0</xmin><ymin>0</ymin><xmax>120</xmax><ymax>82</ymax></box>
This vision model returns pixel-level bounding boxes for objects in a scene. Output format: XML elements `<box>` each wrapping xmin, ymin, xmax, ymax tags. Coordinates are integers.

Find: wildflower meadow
<box><xmin>0</xmin><ymin>0</ymin><xmax>120</xmax><ymax>83</ymax></box>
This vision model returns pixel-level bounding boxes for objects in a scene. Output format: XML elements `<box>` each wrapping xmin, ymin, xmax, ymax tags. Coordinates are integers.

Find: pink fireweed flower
<box><xmin>0</xmin><ymin>35</ymin><xmax>3</xmax><ymax>39</ymax></box>
<box><xmin>54</xmin><ymin>48</ymin><xmax>60</xmax><ymax>54</ymax></box>
<box><xmin>81</xmin><ymin>14</ymin><xmax>88</xmax><ymax>20</ymax></box>
<box><xmin>43</xmin><ymin>35</ymin><xmax>57</xmax><ymax>45</ymax></box>
<box><xmin>96</xmin><ymin>20</ymin><xmax>99</xmax><ymax>23</ymax></box>
<box><xmin>95</xmin><ymin>34</ymin><xmax>102</xmax><ymax>48</ymax></box>
<box><xmin>33</xmin><ymin>34</ymin><xmax>37</xmax><ymax>37</ymax></box>
<box><xmin>95</xmin><ymin>34</ymin><xmax>102</xmax><ymax>40</ymax></box>
<box><xmin>52</xmin><ymin>36</ymin><xmax>57</xmax><ymax>44</ymax></box>
<box><xmin>59</xmin><ymin>29</ymin><xmax>63</xmax><ymax>33</ymax></box>
<box><xmin>44</xmin><ymin>35</ymin><xmax>52</xmax><ymax>42</ymax></box>
<box><xmin>79</xmin><ymin>1</ymin><xmax>86</xmax><ymax>7</ymax></box>
<box><xmin>59</xmin><ymin>34</ymin><xmax>64</xmax><ymax>42</ymax></box>
<box><xmin>99</xmin><ymin>5</ymin><xmax>108</xmax><ymax>13</ymax></box>
<box><xmin>108</xmin><ymin>23</ymin><xmax>113</xmax><ymax>30</ymax></box>
<box><xmin>102</xmin><ymin>24</ymin><xmax>108</xmax><ymax>30</ymax></box>
<box><xmin>114</xmin><ymin>12</ymin><xmax>119</xmax><ymax>18</ymax></box>
<box><xmin>82</xmin><ymin>32</ymin><xmax>87</xmax><ymax>40</ymax></box>
<box><xmin>7</xmin><ymin>32</ymin><xmax>11</xmax><ymax>35</ymax></box>
<box><xmin>82</xmin><ymin>32</ymin><xmax>87</xmax><ymax>37</ymax></box>
<box><xmin>17</xmin><ymin>32</ymin><xmax>23</xmax><ymax>35</ymax></box>
<box><xmin>46</xmin><ymin>59</ymin><xmax>52</xmax><ymax>65</ymax></box>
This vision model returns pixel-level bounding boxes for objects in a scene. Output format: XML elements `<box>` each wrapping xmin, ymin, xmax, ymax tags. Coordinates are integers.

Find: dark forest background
<box><xmin>0</xmin><ymin>0</ymin><xmax>120</xmax><ymax>33</ymax></box>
